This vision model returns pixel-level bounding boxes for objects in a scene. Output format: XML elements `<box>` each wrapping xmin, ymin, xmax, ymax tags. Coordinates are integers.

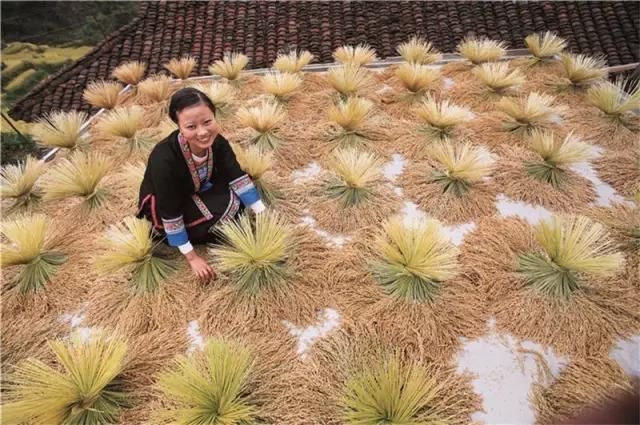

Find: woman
<box><xmin>138</xmin><ymin>87</ymin><xmax>265</xmax><ymax>280</ymax></box>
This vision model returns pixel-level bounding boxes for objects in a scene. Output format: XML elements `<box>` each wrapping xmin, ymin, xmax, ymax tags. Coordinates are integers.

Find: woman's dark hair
<box><xmin>168</xmin><ymin>87</ymin><xmax>216</xmax><ymax>123</ymax></box>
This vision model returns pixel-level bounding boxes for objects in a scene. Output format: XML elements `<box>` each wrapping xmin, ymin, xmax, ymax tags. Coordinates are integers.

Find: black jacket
<box><xmin>138</xmin><ymin>130</ymin><xmax>246</xmax><ymax>224</ymax></box>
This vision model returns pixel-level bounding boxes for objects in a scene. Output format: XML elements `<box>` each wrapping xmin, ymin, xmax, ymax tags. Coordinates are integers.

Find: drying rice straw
<box><xmin>462</xmin><ymin>216</ymin><xmax>640</xmax><ymax>357</ymax></box>
<box><xmin>592</xmin><ymin>148</ymin><xmax>640</xmax><ymax>197</ymax></box>
<box><xmin>402</xmin><ymin>159</ymin><xmax>499</xmax><ymax>224</ymax></box>
<box><xmin>282</xmin><ymin>321</ymin><xmax>481</xmax><ymax>424</ymax></box>
<box><xmin>321</xmin><ymin>237</ymin><xmax>488</xmax><ymax>362</ymax></box>
<box><xmin>197</xmin><ymin>227</ymin><xmax>332</xmax><ymax>338</ymax></box>
<box><xmin>533</xmin><ymin>356</ymin><xmax>634</xmax><ymax>424</ymax></box>
<box><xmin>492</xmin><ymin>144</ymin><xmax>596</xmax><ymax>212</ymax></box>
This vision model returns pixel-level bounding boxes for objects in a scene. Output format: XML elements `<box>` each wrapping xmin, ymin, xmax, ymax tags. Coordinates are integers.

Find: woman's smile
<box><xmin>176</xmin><ymin>103</ymin><xmax>220</xmax><ymax>153</ymax></box>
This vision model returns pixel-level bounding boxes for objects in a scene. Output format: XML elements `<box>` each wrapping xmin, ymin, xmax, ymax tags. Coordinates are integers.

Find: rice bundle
<box><xmin>1</xmin><ymin>156</ymin><xmax>45</xmax><ymax>213</ymax></box>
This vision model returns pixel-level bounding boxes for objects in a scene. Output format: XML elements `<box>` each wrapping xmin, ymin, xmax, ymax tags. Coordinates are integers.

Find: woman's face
<box><xmin>176</xmin><ymin>103</ymin><xmax>219</xmax><ymax>154</ymax></box>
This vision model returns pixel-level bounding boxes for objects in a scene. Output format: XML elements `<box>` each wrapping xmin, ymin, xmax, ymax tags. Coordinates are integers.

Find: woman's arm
<box><xmin>147</xmin><ymin>148</ymin><xmax>216</xmax><ymax>280</ymax></box>
<box><xmin>229</xmin><ymin>175</ymin><xmax>266</xmax><ymax>213</ymax></box>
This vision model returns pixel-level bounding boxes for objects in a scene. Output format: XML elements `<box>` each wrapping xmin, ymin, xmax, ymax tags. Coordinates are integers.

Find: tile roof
<box><xmin>9</xmin><ymin>1</ymin><xmax>640</xmax><ymax>122</ymax></box>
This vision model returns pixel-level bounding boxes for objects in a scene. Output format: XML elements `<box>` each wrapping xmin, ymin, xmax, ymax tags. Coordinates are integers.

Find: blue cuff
<box><xmin>166</xmin><ymin>229</ymin><xmax>189</xmax><ymax>247</ymax></box>
<box><xmin>237</xmin><ymin>187</ymin><xmax>261</xmax><ymax>207</ymax></box>
<box><xmin>229</xmin><ymin>174</ymin><xmax>262</xmax><ymax>207</ymax></box>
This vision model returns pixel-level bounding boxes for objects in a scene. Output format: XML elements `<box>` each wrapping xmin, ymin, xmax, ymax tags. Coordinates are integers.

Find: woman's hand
<box><xmin>184</xmin><ymin>250</ymin><xmax>216</xmax><ymax>281</ymax></box>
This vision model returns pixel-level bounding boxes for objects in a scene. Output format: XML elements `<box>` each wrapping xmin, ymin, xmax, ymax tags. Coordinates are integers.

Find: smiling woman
<box><xmin>136</xmin><ymin>88</ymin><xmax>266</xmax><ymax>281</ymax></box>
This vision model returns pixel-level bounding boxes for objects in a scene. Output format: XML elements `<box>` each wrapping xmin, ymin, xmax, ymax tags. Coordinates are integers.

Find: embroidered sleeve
<box><xmin>162</xmin><ymin>215</ymin><xmax>189</xmax><ymax>247</ymax></box>
<box><xmin>229</xmin><ymin>174</ymin><xmax>262</xmax><ymax>208</ymax></box>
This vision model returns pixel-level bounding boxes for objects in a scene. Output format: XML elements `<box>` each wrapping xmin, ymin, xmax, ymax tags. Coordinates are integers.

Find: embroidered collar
<box><xmin>178</xmin><ymin>133</ymin><xmax>213</xmax><ymax>191</ymax></box>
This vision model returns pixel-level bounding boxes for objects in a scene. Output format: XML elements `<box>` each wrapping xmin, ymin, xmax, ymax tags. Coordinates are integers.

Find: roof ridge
<box><xmin>7</xmin><ymin>1</ymin><xmax>639</xmax><ymax>122</ymax></box>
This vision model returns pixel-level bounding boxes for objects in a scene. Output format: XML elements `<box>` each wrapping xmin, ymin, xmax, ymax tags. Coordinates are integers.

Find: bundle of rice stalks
<box><xmin>209</xmin><ymin>211</ymin><xmax>295</xmax><ymax>298</ymax></box>
<box><xmin>333</xmin><ymin>44</ymin><xmax>377</xmax><ymax>67</ymax></box>
<box><xmin>112</xmin><ymin>162</ymin><xmax>146</xmax><ymax>211</ymax></box>
<box><xmin>95</xmin><ymin>216</ymin><xmax>178</xmax><ymax>294</ymax></box>
<box><xmin>197</xmin><ymin>226</ymin><xmax>329</xmax><ymax>336</ymax></box>
<box><xmin>96</xmin><ymin>105</ymin><xmax>152</xmax><ymax>151</ymax></box>
<box><xmin>428</xmin><ymin>141</ymin><xmax>494</xmax><ymax>197</ymax></box>
<box><xmin>1</xmin><ymin>156</ymin><xmax>44</xmax><ymax>212</ymax></box>
<box><xmin>209</xmin><ymin>52</ymin><xmax>249</xmax><ymax>83</ymax></box>
<box><xmin>163</xmin><ymin>55</ymin><xmax>196</xmax><ymax>80</ymax></box>
<box><xmin>463</xmin><ymin>217</ymin><xmax>638</xmax><ymax>356</ymax></box>
<box><xmin>236</xmin><ymin>100</ymin><xmax>286</xmax><ymax>150</ymax></box>
<box><xmin>286</xmin><ymin>325</ymin><xmax>479</xmax><ymax>423</ymax></box>
<box><xmin>325</xmin><ymin>148</ymin><xmax>382</xmax><ymax>208</ymax></box>
<box><xmin>261</xmin><ymin>71</ymin><xmax>303</xmax><ymax>102</ymax></box>
<box><xmin>587</xmin><ymin>78</ymin><xmax>640</xmax><ymax>128</ymax></box>
<box><xmin>457</xmin><ymin>37</ymin><xmax>507</xmax><ymax>65</ymax></box>
<box><xmin>306</xmin><ymin>155</ymin><xmax>399</xmax><ymax>233</ymax></box>
<box><xmin>397</xmin><ymin>36</ymin><xmax>442</xmax><ymax>64</ymax></box>
<box><xmin>369</xmin><ymin>216</ymin><xmax>459</xmax><ymax>302</ymax></box>
<box><xmin>189</xmin><ymin>82</ymin><xmax>236</xmax><ymax>117</ymax></box>
<box><xmin>112</xmin><ymin>60</ymin><xmax>147</xmax><ymax>85</ymax></box>
<box><xmin>559</xmin><ymin>53</ymin><xmax>607</xmax><ymax>87</ymax></box>
<box><xmin>119</xmin><ymin>161</ymin><xmax>146</xmax><ymax>192</ymax></box>
<box><xmin>1</xmin><ymin>213</ymin><xmax>67</xmax><ymax>294</ymax></box>
<box><xmin>525</xmin><ymin>130</ymin><xmax>592</xmax><ymax>189</ymax></box>
<box><xmin>491</xmin><ymin>143</ymin><xmax>596</xmax><ymax>211</ymax></box>
<box><xmin>30</xmin><ymin>110</ymin><xmax>89</xmax><ymax>150</ymax></box>
<box><xmin>327</xmin><ymin>96</ymin><xmax>373</xmax><ymax>147</ymax></box>
<box><xmin>42</xmin><ymin>150</ymin><xmax>111</xmax><ymax>211</ymax></box>
<box><xmin>497</xmin><ymin>91</ymin><xmax>560</xmax><ymax>134</ymax></box>
<box><xmin>525</xmin><ymin>32</ymin><xmax>567</xmax><ymax>62</ymax></box>
<box><xmin>156</xmin><ymin>338</ymin><xmax>258</xmax><ymax>424</ymax></box>
<box><xmin>156</xmin><ymin>117</ymin><xmax>179</xmax><ymax>140</ymax></box>
<box><xmin>472</xmin><ymin>62</ymin><xmax>525</xmax><ymax>95</ymax></box>
<box><xmin>341</xmin><ymin>356</ymin><xmax>467</xmax><ymax>424</ymax></box>
<box><xmin>273</xmin><ymin>49</ymin><xmax>314</xmax><ymax>73</ymax></box>
<box><xmin>517</xmin><ymin>215</ymin><xmax>623</xmax><ymax>300</ymax></box>
<box><xmin>83</xmin><ymin>80</ymin><xmax>124</xmax><ymax>110</ymax></box>
<box><xmin>2</xmin><ymin>332</ymin><xmax>128</xmax><ymax>424</ymax></box>
<box><xmin>394</xmin><ymin>63</ymin><xmax>441</xmax><ymax>100</ymax></box>
<box><xmin>326</xmin><ymin>64</ymin><xmax>370</xmax><ymax>98</ymax></box>
<box><xmin>402</xmin><ymin>138</ymin><xmax>499</xmax><ymax>222</ymax></box>
<box><xmin>137</xmin><ymin>75</ymin><xmax>172</xmax><ymax>104</ymax></box>
<box><xmin>232</xmin><ymin>143</ymin><xmax>278</xmax><ymax>204</ymax></box>
<box><xmin>415</xmin><ymin>95</ymin><xmax>474</xmax><ymax>140</ymax></box>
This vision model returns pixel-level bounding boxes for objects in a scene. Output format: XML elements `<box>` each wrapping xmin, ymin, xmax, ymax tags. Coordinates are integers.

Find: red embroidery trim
<box><xmin>138</xmin><ymin>194</ymin><xmax>163</xmax><ymax>229</ymax></box>
<box><xmin>219</xmin><ymin>191</ymin><xmax>241</xmax><ymax>223</ymax></box>
<box><xmin>229</xmin><ymin>174</ymin><xmax>254</xmax><ymax>194</ymax></box>
<box><xmin>137</xmin><ymin>194</ymin><xmax>151</xmax><ymax>216</ymax></box>
<box><xmin>150</xmin><ymin>195</ymin><xmax>161</xmax><ymax>228</ymax></box>
<box><xmin>191</xmin><ymin>194</ymin><xmax>214</xmax><ymax>220</ymax></box>
<box><xmin>162</xmin><ymin>216</ymin><xmax>185</xmax><ymax>233</ymax></box>
<box><xmin>186</xmin><ymin>217</ymin><xmax>210</xmax><ymax>228</ymax></box>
